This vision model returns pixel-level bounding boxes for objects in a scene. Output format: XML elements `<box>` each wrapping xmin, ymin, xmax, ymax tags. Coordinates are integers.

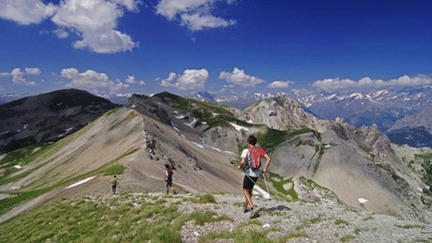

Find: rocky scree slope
<box><xmin>0</xmin><ymin>102</ymin><xmax>245</xmax><ymax>223</ymax></box>
<box><xmin>385</xmin><ymin>103</ymin><xmax>432</xmax><ymax>148</ymax></box>
<box><xmin>220</xmin><ymin>95</ymin><xmax>432</xmax><ymax>223</ymax></box>
<box><xmin>2</xmin><ymin>91</ymin><xmax>432</xmax><ymax>226</ymax></box>
<box><xmin>130</xmin><ymin>92</ymin><xmax>432</xmax><ymax>223</ymax></box>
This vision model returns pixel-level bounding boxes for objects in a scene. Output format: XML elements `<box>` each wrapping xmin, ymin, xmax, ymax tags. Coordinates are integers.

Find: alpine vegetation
<box><xmin>1</xmin><ymin>90</ymin><xmax>432</xmax><ymax>242</ymax></box>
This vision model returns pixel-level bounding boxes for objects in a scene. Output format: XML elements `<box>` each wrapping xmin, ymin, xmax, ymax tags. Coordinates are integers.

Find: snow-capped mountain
<box><xmin>189</xmin><ymin>85</ymin><xmax>432</xmax><ymax>148</ymax></box>
<box><xmin>188</xmin><ymin>91</ymin><xmax>217</xmax><ymax>103</ymax></box>
<box><xmin>300</xmin><ymin>86</ymin><xmax>432</xmax><ymax>131</ymax></box>
<box><xmin>291</xmin><ymin>85</ymin><xmax>432</xmax><ymax>148</ymax></box>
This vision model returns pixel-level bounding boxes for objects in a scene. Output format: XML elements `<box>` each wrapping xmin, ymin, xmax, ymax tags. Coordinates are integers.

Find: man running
<box><xmin>110</xmin><ymin>175</ymin><xmax>119</xmax><ymax>195</ymax></box>
<box><xmin>164</xmin><ymin>164</ymin><xmax>174</xmax><ymax>194</ymax></box>
<box><xmin>237</xmin><ymin>135</ymin><xmax>271</xmax><ymax>213</ymax></box>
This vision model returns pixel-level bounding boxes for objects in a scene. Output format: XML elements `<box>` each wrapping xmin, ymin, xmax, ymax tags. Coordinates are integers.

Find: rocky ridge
<box><xmin>1</xmin><ymin>90</ymin><xmax>432</xmax><ymax>232</ymax></box>
<box><xmin>127</xmin><ymin>93</ymin><xmax>432</xmax><ymax>223</ymax></box>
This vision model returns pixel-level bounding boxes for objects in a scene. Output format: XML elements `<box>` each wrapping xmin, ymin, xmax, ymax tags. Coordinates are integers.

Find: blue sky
<box><xmin>1</xmin><ymin>0</ymin><xmax>432</xmax><ymax>98</ymax></box>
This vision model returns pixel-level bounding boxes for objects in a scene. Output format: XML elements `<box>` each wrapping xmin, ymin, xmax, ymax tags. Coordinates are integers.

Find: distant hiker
<box><xmin>164</xmin><ymin>164</ymin><xmax>174</xmax><ymax>194</ymax></box>
<box><xmin>237</xmin><ymin>135</ymin><xmax>271</xmax><ymax>213</ymax></box>
<box><xmin>110</xmin><ymin>175</ymin><xmax>119</xmax><ymax>195</ymax></box>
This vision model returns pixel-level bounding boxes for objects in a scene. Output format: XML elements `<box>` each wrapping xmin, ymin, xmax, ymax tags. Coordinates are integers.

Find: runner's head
<box><xmin>247</xmin><ymin>135</ymin><xmax>257</xmax><ymax>146</ymax></box>
<box><xmin>165</xmin><ymin>163</ymin><xmax>170</xmax><ymax>169</ymax></box>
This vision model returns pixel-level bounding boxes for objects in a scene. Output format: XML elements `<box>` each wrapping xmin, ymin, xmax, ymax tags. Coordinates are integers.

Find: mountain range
<box><xmin>2</xmin><ymin>86</ymin><xmax>431</xmax><ymax>150</ymax></box>
<box><xmin>1</xmin><ymin>88</ymin><xmax>432</xmax><ymax>229</ymax></box>
<box><xmin>189</xmin><ymin>86</ymin><xmax>432</xmax><ymax>148</ymax></box>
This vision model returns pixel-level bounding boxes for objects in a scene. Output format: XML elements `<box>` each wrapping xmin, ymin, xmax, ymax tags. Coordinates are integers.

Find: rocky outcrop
<box><xmin>235</xmin><ymin>95</ymin><xmax>330</xmax><ymax>133</ymax></box>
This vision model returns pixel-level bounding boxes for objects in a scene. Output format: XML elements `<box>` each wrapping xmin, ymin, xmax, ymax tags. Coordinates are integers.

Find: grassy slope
<box><xmin>0</xmin><ymin>193</ymin><xmax>220</xmax><ymax>243</ymax></box>
<box><xmin>0</xmin><ymin>108</ymin><xmax>138</xmax><ymax>216</ymax></box>
<box><xmin>154</xmin><ymin>92</ymin><xmax>260</xmax><ymax>131</ymax></box>
<box><xmin>0</xmin><ymin>192</ymin><xmax>310</xmax><ymax>243</ymax></box>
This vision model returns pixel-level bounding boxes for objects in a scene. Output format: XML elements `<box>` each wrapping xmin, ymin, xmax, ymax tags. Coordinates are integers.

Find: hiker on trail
<box><xmin>164</xmin><ymin>164</ymin><xmax>174</xmax><ymax>194</ymax></box>
<box><xmin>237</xmin><ymin>135</ymin><xmax>271</xmax><ymax>213</ymax></box>
<box><xmin>110</xmin><ymin>175</ymin><xmax>119</xmax><ymax>195</ymax></box>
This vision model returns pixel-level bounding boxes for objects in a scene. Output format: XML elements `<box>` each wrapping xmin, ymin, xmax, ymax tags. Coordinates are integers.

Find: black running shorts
<box><xmin>243</xmin><ymin>176</ymin><xmax>258</xmax><ymax>190</ymax></box>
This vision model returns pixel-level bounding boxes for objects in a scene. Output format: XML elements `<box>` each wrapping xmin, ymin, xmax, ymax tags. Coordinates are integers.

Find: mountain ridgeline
<box><xmin>190</xmin><ymin>86</ymin><xmax>432</xmax><ymax>148</ymax></box>
<box><xmin>0</xmin><ymin>89</ymin><xmax>119</xmax><ymax>154</ymax></box>
<box><xmin>1</xmin><ymin>89</ymin><xmax>432</xmax><ymax>228</ymax></box>
<box><xmin>128</xmin><ymin>91</ymin><xmax>432</xmax><ymax>222</ymax></box>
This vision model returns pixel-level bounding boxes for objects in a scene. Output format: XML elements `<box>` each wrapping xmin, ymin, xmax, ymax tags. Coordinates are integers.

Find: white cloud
<box><xmin>11</xmin><ymin>68</ymin><xmax>36</xmax><ymax>86</ymax></box>
<box><xmin>180</xmin><ymin>13</ymin><xmax>236</xmax><ymax>31</ymax></box>
<box><xmin>0</xmin><ymin>0</ymin><xmax>57</xmax><ymax>25</ymax></box>
<box><xmin>53</xmin><ymin>28</ymin><xmax>69</xmax><ymax>39</ymax></box>
<box><xmin>268</xmin><ymin>80</ymin><xmax>293</xmax><ymax>89</ymax></box>
<box><xmin>155</xmin><ymin>0</ymin><xmax>236</xmax><ymax>31</ymax></box>
<box><xmin>51</xmin><ymin>0</ymin><xmax>139</xmax><ymax>53</ymax></box>
<box><xmin>0</xmin><ymin>67</ymin><xmax>40</xmax><ymax>86</ymax></box>
<box><xmin>312</xmin><ymin>75</ymin><xmax>432</xmax><ymax>91</ymax></box>
<box><xmin>159</xmin><ymin>69</ymin><xmax>209</xmax><ymax>90</ymax></box>
<box><xmin>160</xmin><ymin>72</ymin><xmax>177</xmax><ymax>87</ymax></box>
<box><xmin>176</xmin><ymin>69</ymin><xmax>208</xmax><ymax>90</ymax></box>
<box><xmin>0</xmin><ymin>0</ymin><xmax>140</xmax><ymax>54</ymax></box>
<box><xmin>61</xmin><ymin>68</ymin><xmax>129</xmax><ymax>93</ymax></box>
<box><xmin>125</xmin><ymin>75</ymin><xmax>136</xmax><ymax>84</ymax></box>
<box><xmin>25</xmin><ymin>67</ymin><xmax>42</xmax><ymax>76</ymax></box>
<box><xmin>386</xmin><ymin>75</ymin><xmax>431</xmax><ymax>86</ymax></box>
<box><xmin>125</xmin><ymin>75</ymin><xmax>145</xmax><ymax>85</ymax></box>
<box><xmin>219</xmin><ymin>68</ymin><xmax>264</xmax><ymax>87</ymax></box>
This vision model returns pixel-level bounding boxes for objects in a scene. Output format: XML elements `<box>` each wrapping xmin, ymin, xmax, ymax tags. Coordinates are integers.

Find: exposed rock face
<box><xmin>0</xmin><ymin>89</ymin><xmax>118</xmax><ymax>154</ymax></box>
<box><xmin>127</xmin><ymin>94</ymin><xmax>172</xmax><ymax>125</ymax></box>
<box><xmin>127</xmin><ymin>92</ymin><xmax>432</xmax><ymax>222</ymax></box>
<box><xmin>127</xmin><ymin>93</ymin><xmax>260</xmax><ymax>154</ymax></box>
<box><xmin>268</xmin><ymin>120</ymin><xmax>432</xmax><ymax>222</ymax></box>
<box><xmin>234</xmin><ymin>96</ymin><xmax>330</xmax><ymax>133</ymax></box>
<box><xmin>3</xmin><ymin>91</ymin><xmax>432</xmax><ymax>226</ymax></box>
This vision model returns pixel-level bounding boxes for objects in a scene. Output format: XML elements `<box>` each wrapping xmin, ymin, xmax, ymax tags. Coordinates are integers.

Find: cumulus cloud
<box><xmin>125</xmin><ymin>75</ymin><xmax>136</xmax><ymax>84</ymax></box>
<box><xmin>176</xmin><ymin>69</ymin><xmax>208</xmax><ymax>90</ymax></box>
<box><xmin>312</xmin><ymin>75</ymin><xmax>432</xmax><ymax>91</ymax></box>
<box><xmin>268</xmin><ymin>80</ymin><xmax>293</xmax><ymax>89</ymax></box>
<box><xmin>159</xmin><ymin>69</ymin><xmax>209</xmax><ymax>90</ymax></box>
<box><xmin>53</xmin><ymin>28</ymin><xmax>69</xmax><ymax>39</ymax></box>
<box><xmin>51</xmin><ymin>0</ymin><xmax>139</xmax><ymax>53</ymax></box>
<box><xmin>125</xmin><ymin>75</ymin><xmax>145</xmax><ymax>85</ymax></box>
<box><xmin>25</xmin><ymin>67</ymin><xmax>42</xmax><ymax>76</ymax></box>
<box><xmin>0</xmin><ymin>0</ymin><xmax>57</xmax><ymax>25</ymax></box>
<box><xmin>156</xmin><ymin>0</ymin><xmax>236</xmax><ymax>31</ymax></box>
<box><xmin>0</xmin><ymin>67</ymin><xmax>40</xmax><ymax>86</ymax></box>
<box><xmin>160</xmin><ymin>72</ymin><xmax>177</xmax><ymax>87</ymax></box>
<box><xmin>0</xmin><ymin>0</ymin><xmax>140</xmax><ymax>53</ymax></box>
<box><xmin>61</xmin><ymin>68</ymin><xmax>129</xmax><ymax>93</ymax></box>
<box><xmin>180</xmin><ymin>12</ymin><xmax>236</xmax><ymax>31</ymax></box>
<box><xmin>219</xmin><ymin>84</ymin><xmax>234</xmax><ymax>93</ymax></box>
<box><xmin>219</xmin><ymin>68</ymin><xmax>264</xmax><ymax>87</ymax></box>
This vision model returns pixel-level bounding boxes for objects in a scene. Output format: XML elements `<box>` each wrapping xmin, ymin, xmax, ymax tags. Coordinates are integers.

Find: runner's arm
<box><xmin>262</xmin><ymin>154</ymin><xmax>271</xmax><ymax>174</ymax></box>
<box><xmin>237</xmin><ymin>157</ymin><xmax>246</xmax><ymax>170</ymax></box>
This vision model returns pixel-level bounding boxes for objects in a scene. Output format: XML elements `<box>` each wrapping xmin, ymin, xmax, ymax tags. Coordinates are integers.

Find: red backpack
<box><xmin>247</xmin><ymin>146</ymin><xmax>262</xmax><ymax>171</ymax></box>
